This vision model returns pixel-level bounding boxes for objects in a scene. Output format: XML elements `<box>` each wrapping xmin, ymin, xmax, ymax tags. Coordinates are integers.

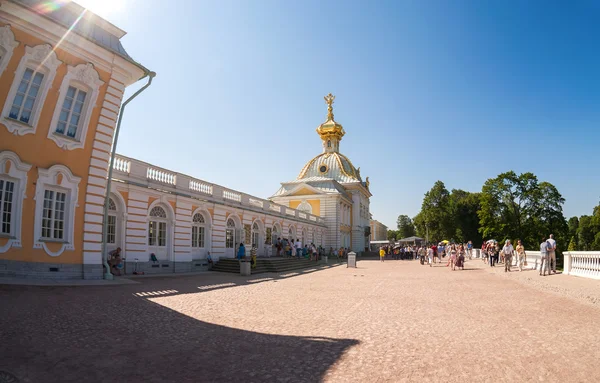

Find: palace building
<box><xmin>270</xmin><ymin>94</ymin><xmax>372</xmax><ymax>252</ymax></box>
<box><xmin>0</xmin><ymin>1</ymin><xmax>370</xmax><ymax>280</ymax></box>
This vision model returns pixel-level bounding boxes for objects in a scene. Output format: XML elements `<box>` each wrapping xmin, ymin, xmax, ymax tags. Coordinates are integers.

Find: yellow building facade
<box><xmin>0</xmin><ymin>0</ymin><xmax>147</xmax><ymax>278</ymax></box>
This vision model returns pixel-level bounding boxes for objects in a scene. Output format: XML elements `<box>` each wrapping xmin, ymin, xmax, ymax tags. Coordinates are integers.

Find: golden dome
<box><xmin>296</xmin><ymin>152</ymin><xmax>362</xmax><ymax>183</ymax></box>
<box><xmin>316</xmin><ymin>93</ymin><xmax>345</xmax><ymax>141</ymax></box>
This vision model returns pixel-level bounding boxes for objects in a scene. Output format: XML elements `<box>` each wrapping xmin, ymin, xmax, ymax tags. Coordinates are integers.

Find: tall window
<box><xmin>192</xmin><ymin>213</ymin><xmax>206</xmax><ymax>248</ymax></box>
<box><xmin>252</xmin><ymin>222</ymin><xmax>259</xmax><ymax>248</ymax></box>
<box><xmin>55</xmin><ymin>86</ymin><xmax>87</xmax><ymax>138</ymax></box>
<box><xmin>0</xmin><ymin>179</ymin><xmax>15</xmax><ymax>235</ymax></box>
<box><xmin>9</xmin><ymin>68</ymin><xmax>44</xmax><ymax>124</ymax></box>
<box><xmin>148</xmin><ymin>206</ymin><xmax>167</xmax><ymax>247</ymax></box>
<box><xmin>41</xmin><ymin>189</ymin><xmax>66</xmax><ymax>240</ymax></box>
<box><xmin>106</xmin><ymin>198</ymin><xmax>117</xmax><ymax>244</ymax></box>
<box><xmin>225</xmin><ymin>218</ymin><xmax>235</xmax><ymax>248</ymax></box>
<box><xmin>271</xmin><ymin>226</ymin><xmax>279</xmax><ymax>245</ymax></box>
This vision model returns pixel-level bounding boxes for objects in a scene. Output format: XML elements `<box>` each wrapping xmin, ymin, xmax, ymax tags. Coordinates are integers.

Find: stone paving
<box><xmin>1</xmin><ymin>259</ymin><xmax>600</xmax><ymax>383</ymax></box>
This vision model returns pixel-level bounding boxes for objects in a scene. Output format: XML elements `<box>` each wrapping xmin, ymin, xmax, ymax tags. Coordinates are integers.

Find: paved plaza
<box><xmin>2</xmin><ymin>259</ymin><xmax>600</xmax><ymax>383</ymax></box>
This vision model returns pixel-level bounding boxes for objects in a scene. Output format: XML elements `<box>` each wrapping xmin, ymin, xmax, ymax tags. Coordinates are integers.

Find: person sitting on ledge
<box><xmin>108</xmin><ymin>247</ymin><xmax>123</xmax><ymax>276</ymax></box>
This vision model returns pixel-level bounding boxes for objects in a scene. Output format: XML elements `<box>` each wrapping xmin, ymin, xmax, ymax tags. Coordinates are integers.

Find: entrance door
<box><xmin>106</xmin><ymin>197</ymin><xmax>123</xmax><ymax>255</ymax></box>
<box><xmin>225</xmin><ymin>218</ymin><xmax>236</xmax><ymax>258</ymax></box>
<box><xmin>148</xmin><ymin>205</ymin><xmax>169</xmax><ymax>261</ymax></box>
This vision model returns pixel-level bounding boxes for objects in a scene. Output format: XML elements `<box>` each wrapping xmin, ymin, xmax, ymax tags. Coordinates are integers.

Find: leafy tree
<box><xmin>478</xmin><ymin>171</ymin><xmax>567</xmax><ymax>249</ymax></box>
<box><xmin>419</xmin><ymin>181</ymin><xmax>453</xmax><ymax>242</ymax></box>
<box><xmin>386</xmin><ymin>230</ymin><xmax>399</xmax><ymax>241</ymax></box>
<box><xmin>567</xmin><ymin>217</ymin><xmax>579</xmax><ymax>249</ymax></box>
<box><xmin>396</xmin><ymin>215</ymin><xmax>416</xmax><ymax>239</ymax></box>
<box><xmin>449</xmin><ymin>189</ymin><xmax>482</xmax><ymax>246</ymax></box>
<box><xmin>577</xmin><ymin>216</ymin><xmax>595</xmax><ymax>250</ymax></box>
<box><xmin>568</xmin><ymin>236</ymin><xmax>576</xmax><ymax>251</ymax></box>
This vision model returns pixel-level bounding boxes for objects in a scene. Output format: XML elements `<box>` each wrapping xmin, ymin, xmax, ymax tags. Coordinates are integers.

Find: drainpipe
<box><xmin>101</xmin><ymin>71</ymin><xmax>156</xmax><ymax>280</ymax></box>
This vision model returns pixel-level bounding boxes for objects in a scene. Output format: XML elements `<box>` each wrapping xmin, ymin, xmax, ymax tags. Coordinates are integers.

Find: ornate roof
<box><xmin>297</xmin><ymin>152</ymin><xmax>362</xmax><ymax>184</ymax></box>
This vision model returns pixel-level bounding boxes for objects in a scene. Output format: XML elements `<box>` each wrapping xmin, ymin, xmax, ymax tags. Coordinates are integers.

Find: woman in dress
<box><xmin>456</xmin><ymin>244</ymin><xmax>465</xmax><ymax>270</ymax></box>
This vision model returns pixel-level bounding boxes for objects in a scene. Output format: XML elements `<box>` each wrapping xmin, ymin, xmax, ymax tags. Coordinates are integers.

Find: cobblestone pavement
<box><xmin>1</xmin><ymin>260</ymin><xmax>600</xmax><ymax>383</ymax></box>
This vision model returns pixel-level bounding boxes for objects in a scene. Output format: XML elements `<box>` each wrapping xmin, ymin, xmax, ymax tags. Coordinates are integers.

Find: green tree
<box><xmin>567</xmin><ymin>217</ymin><xmax>579</xmax><ymax>249</ymax></box>
<box><xmin>479</xmin><ymin>171</ymin><xmax>566</xmax><ymax>248</ymax></box>
<box><xmin>396</xmin><ymin>215</ymin><xmax>416</xmax><ymax>239</ymax></box>
<box><xmin>568</xmin><ymin>236</ymin><xmax>576</xmax><ymax>251</ymax></box>
<box><xmin>577</xmin><ymin>216</ymin><xmax>596</xmax><ymax>250</ymax></box>
<box><xmin>386</xmin><ymin>230</ymin><xmax>399</xmax><ymax>241</ymax></box>
<box><xmin>449</xmin><ymin>189</ymin><xmax>482</xmax><ymax>246</ymax></box>
<box><xmin>420</xmin><ymin>181</ymin><xmax>453</xmax><ymax>242</ymax></box>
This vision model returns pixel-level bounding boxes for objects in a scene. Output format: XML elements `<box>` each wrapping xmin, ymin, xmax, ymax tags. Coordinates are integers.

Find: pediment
<box><xmin>280</xmin><ymin>183</ymin><xmax>326</xmax><ymax>197</ymax></box>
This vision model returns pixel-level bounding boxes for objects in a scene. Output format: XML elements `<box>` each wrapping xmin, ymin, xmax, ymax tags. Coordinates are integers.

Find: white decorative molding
<box><xmin>33</xmin><ymin>164</ymin><xmax>81</xmax><ymax>257</ymax></box>
<box><xmin>48</xmin><ymin>63</ymin><xmax>105</xmax><ymax>150</ymax></box>
<box><xmin>298</xmin><ymin>200</ymin><xmax>313</xmax><ymax>214</ymax></box>
<box><xmin>1</xmin><ymin>44</ymin><xmax>62</xmax><ymax>136</ymax></box>
<box><xmin>0</xmin><ymin>151</ymin><xmax>31</xmax><ymax>253</ymax></box>
<box><xmin>0</xmin><ymin>25</ymin><xmax>19</xmax><ymax>79</ymax></box>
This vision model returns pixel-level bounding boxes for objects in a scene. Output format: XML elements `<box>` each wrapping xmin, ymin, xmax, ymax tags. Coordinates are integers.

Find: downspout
<box><xmin>101</xmin><ymin>71</ymin><xmax>156</xmax><ymax>280</ymax></box>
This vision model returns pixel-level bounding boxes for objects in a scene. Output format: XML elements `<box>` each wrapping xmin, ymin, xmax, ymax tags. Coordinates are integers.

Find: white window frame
<box><xmin>48</xmin><ymin>63</ymin><xmax>103</xmax><ymax>150</ymax></box>
<box><xmin>106</xmin><ymin>198</ymin><xmax>117</xmax><ymax>244</ymax></box>
<box><xmin>191</xmin><ymin>212</ymin><xmax>206</xmax><ymax>249</ymax></box>
<box><xmin>40</xmin><ymin>188</ymin><xmax>67</xmax><ymax>241</ymax></box>
<box><xmin>1</xmin><ymin>44</ymin><xmax>61</xmax><ymax>136</ymax></box>
<box><xmin>0</xmin><ymin>25</ymin><xmax>19</xmax><ymax>79</ymax></box>
<box><xmin>225</xmin><ymin>218</ymin><xmax>235</xmax><ymax>249</ymax></box>
<box><xmin>148</xmin><ymin>206</ymin><xmax>168</xmax><ymax>247</ymax></box>
<box><xmin>33</xmin><ymin>164</ymin><xmax>80</xmax><ymax>257</ymax></box>
<box><xmin>0</xmin><ymin>151</ymin><xmax>31</xmax><ymax>253</ymax></box>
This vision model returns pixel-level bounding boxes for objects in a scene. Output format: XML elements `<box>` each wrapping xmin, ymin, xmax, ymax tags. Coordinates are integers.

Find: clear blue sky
<box><xmin>78</xmin><ymin>0</ymin><xmax>600</xmax><ymax>229</ymax></box>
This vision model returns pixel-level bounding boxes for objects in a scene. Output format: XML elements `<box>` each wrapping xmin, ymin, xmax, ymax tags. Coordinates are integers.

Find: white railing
<box><xmin>564</xmin><ymin>251</ymin><xmax>600</xmax><ymax>280</ymax></box>
<box><xmin>223</xmin><ymin>190</ymin><xmax>242</xmax><ymax>202</ymax></box>
<box><xmin>112</xmin><ymin>157</ymin><xmax>130</xmax><ymax>173</ymax></box>
<box><xmin>189</xmin><ymin>180</ymin><xmax>213</xmax><ymax>195</ymax></box>
<box><xmin>112</xmin><ymin>154</ymin><xmax>327</xmax><ymax>227</ymax></box>
<box><xmin>147</xmin><ymin>167</ymin><xmax>176</xmax><ymax>185</ymax></box>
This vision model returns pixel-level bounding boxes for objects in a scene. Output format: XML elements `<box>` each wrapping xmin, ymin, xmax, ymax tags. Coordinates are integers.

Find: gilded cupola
<box><xmin>316</xmin><ymin>93</ymin><xmax>346</xmax><ymax>154</ymax></box>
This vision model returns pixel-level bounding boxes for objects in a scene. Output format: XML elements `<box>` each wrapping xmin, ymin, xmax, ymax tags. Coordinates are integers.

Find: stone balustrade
<box><xmin>111</xmin><ymin>154</ymin><xmax>326</xmax><ymax>225</ymax></box>
<box><xmin>563</xmin><ymin>251</ymin><xmax>600</xmax><ymax>280</ymax></box>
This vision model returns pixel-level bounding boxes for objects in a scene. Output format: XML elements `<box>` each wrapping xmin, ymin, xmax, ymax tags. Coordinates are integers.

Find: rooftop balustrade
<box><xmin>111</xmin><ymin>154</ymin><xmax>326</xmax><ymax>226</ymax></box>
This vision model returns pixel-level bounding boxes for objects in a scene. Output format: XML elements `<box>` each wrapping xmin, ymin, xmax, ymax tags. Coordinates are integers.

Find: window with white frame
<box><xmin>252</xmin><ymin>222</ymin><xmax>259</xmax><ymax>248</ymax></box>
<box><xmin>0</xmin><ymin>26</ymin><xmax>18</xmax><ymax>80</ymax></box>
<box><xmin>225</xmin><ymin>218</ymin><xmax>235</xmax><ymax>248</ymax></box>
<box><xmin>0</xmin><ymin>151</ymin><xmax>32</xmax><ymax>253</ymax></box>
<box><xmin>148</xmin><ymin>206</ymin><xmax>167</xmax><ymax>247</ymax></box>
<box><xmin>32</xmin><ymin>165</ymin><xmax>80</xmax><ymax>256</ymax></box>
<box><xmin>106</xmin><ymin>198</ymin><xmax>117</xmax><ymax>244</ymax></box>
<box><xmin>48</xmin><ymin>63</ymin><xmax>103</xmax><ymax>150</ymax></box>
<box><xmin>41</xmin><ymin>189</ymin><xmax>67</xmax><ymax>240</ymax></box>
<box><xmin>192</xmin><ymin>213</ymin><xmax>206</xmax><ymax>248</ymax></box>
<box><xmin>0</xmin><ymin>178</ymin><xmax>15</xmax><ymax>235</ymax></box>
<box><xmin>2</xmin><ymin>44</ymin><xmax>61</xmax><ymax>136</ymax></box>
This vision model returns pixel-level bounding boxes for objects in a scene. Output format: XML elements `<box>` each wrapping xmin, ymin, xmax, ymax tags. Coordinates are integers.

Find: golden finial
<box><xmin>366</xmin><ymin>176</ymin><xmax>370</xmax><ymax>188</ymax></box>
<box><xmin>324</xmin><ymin>93</ymin><xmax>335</xmax><ymax>120</ymax></box>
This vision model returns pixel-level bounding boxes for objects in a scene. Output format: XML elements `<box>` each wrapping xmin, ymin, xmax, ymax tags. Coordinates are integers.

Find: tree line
<box><xmin>390</xmin><ymin>171</ymin><xmax>600</xmax><ymax>254</ymax></box>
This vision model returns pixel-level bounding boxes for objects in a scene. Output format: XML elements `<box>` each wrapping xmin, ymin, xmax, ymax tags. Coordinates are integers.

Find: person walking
<box><xmin>467</xmin><ymin>241</ymin><xmax>473</xmax><ymax>259</ymax></box>
<box><xmin>539</xmin><ymin>237</ymin><xmax>550</xmax><ymax>276</ymax></box>
<box><xmin>489</xmin><ymin>243</ymin><xmax>497</xmax><ymax>267</ymax></box>
<box><xmin>515</xmin><ymin>240</ymin><xmax>526</xmax><ymax>271</ymax></box>
<box><xmin>237</xmin><ymin>243</ymin><xmax>246</xmax><ymax>262</ymax></box>
<box><xmin>502</xmin><ymin>240</ymin><xmax>514</xmax><ymax>272</ymax></box>
<box><xmin>427</xmin><ymin>246</ymin><xmax>434</xmax><ymax>267</ymax></box>
<box><xmin>379</xmin><ymin>247</ymin><xmax>386</xmax><ymax>262</ymax></box>
<box><xmin>547</xmin><ymin>234</ymin><xmax>557</xmax><ymax>274</ymax></box>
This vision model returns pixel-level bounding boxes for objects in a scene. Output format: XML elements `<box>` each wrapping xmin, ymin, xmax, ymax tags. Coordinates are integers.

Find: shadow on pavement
<box><xmin>0</xmin><ymin>271</ymin><xmax>358</xmax><ymax>383</ymax></box>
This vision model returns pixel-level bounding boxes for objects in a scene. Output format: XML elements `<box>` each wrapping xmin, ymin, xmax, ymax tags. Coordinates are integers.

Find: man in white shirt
<box><xmin>547</xmin><ymin>234</ymin><xmax>557</xmax><ymax>274</ymax></box>
<box><xmin>295</xmin><ymin>238</ymin><xmax>302</xmax><ymax>258</ymax></box>
<box><xmin>502</xmin><ymin>240</ymin><xmax>514</xmax><ymax>272</ymax></box>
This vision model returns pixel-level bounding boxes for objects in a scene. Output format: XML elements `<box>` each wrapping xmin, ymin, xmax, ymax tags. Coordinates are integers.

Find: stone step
<box><xmin>212</xmin><ymin>258</ymin><xmax>322</xmax><ymax>274</ymax></box>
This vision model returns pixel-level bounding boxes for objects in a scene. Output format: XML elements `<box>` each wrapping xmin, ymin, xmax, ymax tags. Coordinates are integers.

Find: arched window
<box><xmin>148</xmin><ymin>206</ymin><xmax>167</xmax><ymax>246</ymax></box>
<box><xmin>252</xmin><ymin>222</ymin><xmax>260</xmax><ymax>248</ymax></box>
<box><xmin>106</xmin><ymin>198</ymin><xmax>117</xmax><ymax>244</ymax></box>
<box><xmin>192</xmin><ymin>213</ymin><xmax>206</xmax><ymax>248</ymax></box>
<box><xmin>327</xmin><ymin>140</ymin><xmax>331</xmax><ymax>148</ymax></box>
<box><xmin>226</xmin><ymin>218</ymin><xmax>235</xmax><ymax>248</ymax></box>
<box><xmin>288</xmin><ymin>227</ymin><xmax>294</xmax><ymax>241</ymax></box>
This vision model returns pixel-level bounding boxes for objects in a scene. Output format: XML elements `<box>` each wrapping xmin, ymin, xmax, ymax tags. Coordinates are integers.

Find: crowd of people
<box><xmin>377</xmin><ymin>235</ymin><xmax>558</xmax><ymax>276</ymax></box>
